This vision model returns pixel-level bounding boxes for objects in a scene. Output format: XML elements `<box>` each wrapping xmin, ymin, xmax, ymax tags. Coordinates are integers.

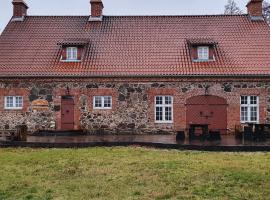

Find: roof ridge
<box><xmin>24</xmin><ymin>14</ymin><xmax>249</xmax><ymax>18</ymax></box>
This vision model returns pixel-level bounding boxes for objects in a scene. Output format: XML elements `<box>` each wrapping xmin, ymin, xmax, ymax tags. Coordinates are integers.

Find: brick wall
<box><xmin>0</xmin><ymin>78</ymin><xmax>269</xmax><ymax>134</ymax></box>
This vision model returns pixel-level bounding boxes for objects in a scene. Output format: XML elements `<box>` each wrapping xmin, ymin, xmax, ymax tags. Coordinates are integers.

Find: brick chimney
<box><xmin>89</xmin><ymin>0</ymin><xmax>104</xmax><ymax>21</ymax></box>
<box><xmin>246</xmin><ymin>0</ymin><xmax>264</xmax><ymax>20</ymax></box>
<box><xmin>12</xmin><ymin>0</ymin><xmax>28</xmax><ymax>20</ymax></box>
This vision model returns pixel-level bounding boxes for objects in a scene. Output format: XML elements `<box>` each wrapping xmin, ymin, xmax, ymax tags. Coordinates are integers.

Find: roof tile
<box><xmin>0</xmin><ymin>15</ymin><xmax>270</xmax><ymax>77</ymax></box>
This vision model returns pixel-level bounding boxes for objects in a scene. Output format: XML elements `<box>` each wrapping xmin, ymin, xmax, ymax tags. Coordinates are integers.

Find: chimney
<box><xmin>12</xmin><ymin>0</ymin><xmax>28</xmax><ymax>21</ymax></box>
<box><xmin>89</xmin><ymin>0</ymin><xmax>104</xmax><ymax>21</ymax></box>
<box><xmin>246</xmin><ymin>0</ymin><xmax>264</xmax><ymax>20</ymax></box>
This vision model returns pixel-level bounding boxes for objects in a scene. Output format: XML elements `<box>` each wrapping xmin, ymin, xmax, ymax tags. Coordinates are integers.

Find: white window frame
<box><xmin>4</xmin><ymin>96</ymin><xmax>23</xmax><ymax>110</ymax></box>
<box><xmin>66</xmin><ymin>47</ymin><xmax>78</xmax><ymax>61</ymax></box>
<box><xmin>197</xmin><ymin>46</ymin><xmax>209</xmax><ymax>60</ymax></box>
<box><xmin>240</xmin><ymin>96</ymin><xmax>259</xmax><ymax>124</ymax></box>
<box><xmin>93</xmin><ymin>96</ymin><xmax>112</xmax><ymax>110</ymax></box>
<box><xmin>155</xmin><ymin>96</ymin><xmax>173</xmax><ymax>123</ymax></box>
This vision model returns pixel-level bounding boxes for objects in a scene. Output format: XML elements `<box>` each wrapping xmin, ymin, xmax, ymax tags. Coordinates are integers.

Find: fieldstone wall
<box><xmin>0</xmin><ymin>79</ymin><xmax>269</xmax><ymax>134</ymax></box>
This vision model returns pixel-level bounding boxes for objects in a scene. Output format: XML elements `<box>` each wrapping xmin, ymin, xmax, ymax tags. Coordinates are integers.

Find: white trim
<box><xmin>11</xmin><ymin>16</ymin><xmax>25</xmax><ymax>22</ymax></box>
<box><xmin>240</xmin><ymin>96</ymin><xmax>259</xmax><ymax>124</ymax></box>
<box><xmin>60</xmin><ymin>59</ymin><xmax>81</xmax><ymax>63</ymax></box>
<box><xmin>4</xmin><ymin>96</ymin><xmax>23</xmax><ymax>110</ymax></box>
<box><xmin>155</xmin><ymin>96</ymin><xmax>173</xmax><ymax>124</ymax></box>
<box><xmin>93</xmin><ymin>96</ymin><xmax>112</xmax><ymax>110</ymax></box>
<box><xmin>89</xmin><ymin>16</ymin><xmax>103</xmax><ymax>22</ymax></box>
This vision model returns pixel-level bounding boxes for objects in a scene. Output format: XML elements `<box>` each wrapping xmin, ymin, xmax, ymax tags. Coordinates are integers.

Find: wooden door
<box><xmin>186</xmin><ymin>95</ymin><xmax>228</xmax><ymax>134</ymax></box>
<box><xmin>61</xmin><ymin>97</ymin><xmax>75</xmax><ymax>130</ymax></box>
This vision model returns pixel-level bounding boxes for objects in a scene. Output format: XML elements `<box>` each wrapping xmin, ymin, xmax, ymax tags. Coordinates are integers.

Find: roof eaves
<box><xmin>1</xmin><ymin>74</ymin><xmax>270</xmax><ymax>79</ymax></box>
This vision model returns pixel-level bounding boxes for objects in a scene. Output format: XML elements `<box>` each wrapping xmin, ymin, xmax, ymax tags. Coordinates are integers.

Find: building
<box><xmin>0</xmin><ymin>0</ymin><xmax>269</xmax><ymax>135</ymax></box>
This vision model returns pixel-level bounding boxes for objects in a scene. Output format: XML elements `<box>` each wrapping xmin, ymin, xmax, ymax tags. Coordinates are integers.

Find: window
<box><xmin>66</xmin><ymin>47</ymin><xmax>78</xmax><ymax>61</ymax></box>
<box><xmin>240</xmin><ymin>96</ymin><xmax>259</xmax><ymax>123</ymax></box>
<box><xmin>93</xmin><ymin>96</ymin><xmax>112</xmax><ymax>109</ymax></box>
<box><xmin>197</xmin><ymin>46</ymin><xmax>209</xmax><ymax>60</ymax></box>
<box><xmin>4</xmin><ymin>96</ymin><xmax>23</xmax><ymax>109</ymax></box>
<box><xmin>155</xmin><ymin>96</ymin><xmax>173</xmax><ymax>123</ymax></box>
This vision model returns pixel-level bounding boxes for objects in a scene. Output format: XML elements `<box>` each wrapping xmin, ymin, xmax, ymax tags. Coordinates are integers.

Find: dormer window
<box><xmin>58</xmin><ymin>39</ymin><xmax>90</xmax><ymax>62</ymax></box>
<box><xmin>187</xmin><ymin>38</ymin><xmax>217</xmax><ymax>62</ymax></box>
<box><xmin>66</xmin><ymin>47</ymin><xmax>78</xmax><ymax>61</ymax></box>
<box><xmin>60</xmin><ymin>46</ymin><xmax>81</xmax><ymax>62</ymax></box>
<box><xmin>197</xmin><ymin>46</ymin><xmax>209</xmax><ymax>60</ymax></box>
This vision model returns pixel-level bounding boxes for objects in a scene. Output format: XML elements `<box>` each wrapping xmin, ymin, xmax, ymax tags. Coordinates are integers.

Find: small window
<box><xmin>93</xmin><ymin>96</ymin><xmax>112</xmax><ymax>109</ymax></box>
<box><xmin>4</xmin><ymin>96</ymin><xmax>23</xmax><ymax>110</ymax></box>
<box><xmin>240</xmin><ymin>96</ymin><xmax>259</xmax><ymax>123</ymax></box>
<box><xmin>197</xmin><ymin>46</ymin><xmax>209</xmax><ymax>60</ymax></box>
<box><xmin>66</xmin><ymin>47</ymin><xmax>78</xmax><ymax>61</ymax></box>
<box><xmin>155</xmin><ymin>96</ymin><xmax>173</xmax><ymax>123</ymax></box>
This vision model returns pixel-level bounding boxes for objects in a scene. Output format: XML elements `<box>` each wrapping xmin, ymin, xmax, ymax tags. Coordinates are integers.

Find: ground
<box><xmin>0</xmin><ymin>148</ymin><xmax>269</xmax><ymax>200</ymax></box>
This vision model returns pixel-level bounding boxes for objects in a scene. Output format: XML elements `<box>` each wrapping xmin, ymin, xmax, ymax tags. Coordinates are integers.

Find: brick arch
<box><xmin>186</xmin><ymin>95</ymin><xmax>227</xmax><ymax>106</ymax></box>
<box><xmin>186</xmin><ymin>95</ymin><xmax>228</xmax><ymax>134</ymax></box>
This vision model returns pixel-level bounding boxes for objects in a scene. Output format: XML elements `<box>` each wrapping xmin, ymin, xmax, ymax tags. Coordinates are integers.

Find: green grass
<box><xmin>0</xmin><ymin>148</ymin><xmax>269</xmax><ymax>200</ymax></box>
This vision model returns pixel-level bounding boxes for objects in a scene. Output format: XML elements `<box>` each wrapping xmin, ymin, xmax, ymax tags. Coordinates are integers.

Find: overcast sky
<box><xmin>0</xmin><ymin>0</ymin><xmax>247</xmax><ymax>33</ymax></box>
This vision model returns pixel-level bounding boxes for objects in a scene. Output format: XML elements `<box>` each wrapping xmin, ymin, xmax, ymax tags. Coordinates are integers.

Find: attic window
<box><xmin>197</xmin><ymin>46</ymin><xmax>209</xmax><ymax>60</ymax></box>
<box><xmin>58</xmin><ymin>39</ymin><xmax>90</xmax><ymax>62</ymax></box>
<box><xmin>66</xmin><ymin>47</ymin><xmax>78</xmax><ymax>61</ymax></box>
<box><xmin>187</xmin><ymin>39</ymin><xmax>217</xmax><ymax>62</ymax></box>
<box><xmin>60</xmin><ymin>46</ymin><xmax>81</xmax><ymax>62</ymax></box>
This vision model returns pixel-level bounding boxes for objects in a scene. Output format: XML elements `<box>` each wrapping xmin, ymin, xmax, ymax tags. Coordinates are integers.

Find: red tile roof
<box><xmin>0</xmin><ymin>14</ymin><xmax>270</xmax><ymax>77</ymax></box>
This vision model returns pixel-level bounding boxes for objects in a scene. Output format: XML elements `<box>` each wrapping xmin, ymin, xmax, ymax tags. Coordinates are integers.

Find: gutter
<box><xmin>0</xmin><ymin>74</ymin><xmax>270</xmax><ymax>79</ymax></box>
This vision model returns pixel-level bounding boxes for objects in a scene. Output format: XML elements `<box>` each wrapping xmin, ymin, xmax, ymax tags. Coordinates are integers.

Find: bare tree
<box><xmin>263</xmin><ymin>1</ymin><xmax>270</xmax><ymax>24</ymax></box>
<box><xmin>224</xmin><ymin>0</ymin><xmax>243</xmax><ymax>15</ymax></box>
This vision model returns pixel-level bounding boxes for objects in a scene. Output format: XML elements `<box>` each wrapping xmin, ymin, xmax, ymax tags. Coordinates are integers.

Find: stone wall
<box><xmin>0</xmin><ymin>78</ymin><xmax>269</xmax><ymax>134</ymax></box>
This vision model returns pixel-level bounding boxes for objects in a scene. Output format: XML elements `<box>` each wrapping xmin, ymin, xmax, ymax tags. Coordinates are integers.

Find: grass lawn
<box><xmin>0</xmin><ymin>148</ymin><xmax>269</xmax><ymax>200</ymax></box>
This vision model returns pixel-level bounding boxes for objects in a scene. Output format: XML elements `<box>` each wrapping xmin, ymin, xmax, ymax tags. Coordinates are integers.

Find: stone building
<box><xmin>0</xmin><ymin>0</ymin><xmax>269</xmax><ymax>134</ymax></box>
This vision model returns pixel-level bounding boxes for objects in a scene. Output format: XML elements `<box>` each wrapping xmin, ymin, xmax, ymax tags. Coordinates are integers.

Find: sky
<box><xmin>0</xmin><ymin>0</ymin><xmax>247</xmax><ymax>33</ymax></box>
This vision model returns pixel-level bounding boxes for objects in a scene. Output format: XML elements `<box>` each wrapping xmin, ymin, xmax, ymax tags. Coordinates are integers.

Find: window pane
<box><xmin>250</xmin><ymin>96</ymin><xmax>257</xmax><ymax>105</ymax></box>
<box><xmin>165</xmin><ymin>96</ymin><xmax>172</xmax><ymax>105</ymax></box>
<box><xmin>156</xmin><ymin>107</ymin><xmax>163</xmax><ymax>121</ymax></box>
<box><xmin>198</xmin><ymin>47</ymin><xmax>209</xmax><ymax>60</ymax></box>
<box><xmin>165</xmin><ymin>107</ymin><xmax>172</xmax><ymax>121</ymax></box>
<box><xmin>156</xmin><ymin>96</ymin><xmax>163</xmax><ymax>105</ymax></box>
<box><xmin>241</xmin><ymin>96</ymin><xmax>248</xmax><ymax>105</ymax></box>
<box><xmin>15</xmin><ymin>97</ymin><xmax>23</xmax><ymax>108</ymax></box>
<box><xmin>6</xmin><ymin>97</ymin><xmax>13</xmax><ymax>108</ymax></box>
<box><xmin>72</xmin><ymin>48</ymin><xmax>77</xmax><ymax>59</ymax></box>
<box><xmin>94</xmin><ymin>96</ymin><xmax>102</xmax><ymax>108</ymax></box>
<box><xmin>67</xmin><ymin>48</ymin><xmax>72</xmax><ymax>59</ymax></box>
<box><xmin>250</xmin><ymin>107</ymin><xmax>258</xmax><ymax>122</ymax></box>
<box><xmin>104</xmin><ymin>96</ymin><xmax>112</xmax><ymax>108</ymax></box>
<box><xmin>67</xmin><ymin>47</ymin><xmax>77</xmax><ymax>60</ymax></box>
<box><xmin>240</xmin><ymin>96</ymin><xmax>259</xmax><ymax>123</ymax></box>
<box><xmin>241</xmin><ymin>106</ymin><xmax>248</xmax><ymax>122</ymax></box>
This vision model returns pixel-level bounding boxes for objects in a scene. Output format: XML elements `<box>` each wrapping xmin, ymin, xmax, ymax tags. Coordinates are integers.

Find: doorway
<box><xmin>61</xmin><ymin>96</ymin><xmax>75</xmax><ymax>130</ymax></box>
<box><xmin>186</xmin><ymin>95</ymin><xmax>228</xmax><ymax>134</ymax></box>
